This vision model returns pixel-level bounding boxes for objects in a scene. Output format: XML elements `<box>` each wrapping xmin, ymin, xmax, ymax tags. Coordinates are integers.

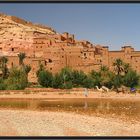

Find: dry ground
<box><xmin>0</xmin><ymin>109</ymin><xmax>140</xmax><ymax>136</ymax></box>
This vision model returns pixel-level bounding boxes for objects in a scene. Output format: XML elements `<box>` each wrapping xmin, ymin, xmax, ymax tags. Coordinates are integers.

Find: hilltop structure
<box><xmin>0</xmin><ymin>13</ymin><xmax>140</xmax><ymax>83</ymax></box>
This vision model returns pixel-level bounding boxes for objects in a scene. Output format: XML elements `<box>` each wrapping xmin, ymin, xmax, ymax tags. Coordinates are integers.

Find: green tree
<box><xmin>0</xmin><ymin>56</ymin><xmax>9</xmax><ymax>79</ymax></box>
<box><xmin>38</xmin><ymin>70</ymin><xmax>53</xmax><ymax>87</ymax></box>
<box><xmin>90</xmin><ymin>70</ymin><xmax>102</xmax><ymax>87</ymax></box>
<box><xmin>123</xmin><ymin>63</ymin><xmax>131</xmax><ymax>74</ymax></box>
<box><xmin>71</xmin><ymin>70</ymin><xmax>87</xmax><ymax>87</ymax></box>
<box><xmin>36</xmin><ymin>63</ymin><xmax>45</xmax><ymax>77</ymax></box>
<box><xmin>18</xmin><ymin>52</ymin><xmax>26</xmax><ymax>66</ymax></box>
<box><xmin>82</xmin><ymin>76</ymin><xmax>94</xmax><ymax>88</ymax></box>
<box><xmin>60</xmin><ymin>67</ymin><xmax>72</xmax><ymax>80</ymax></box>
<box><xmin>113</xmin><ymin>58</ymin><xmax>124</xmax><ymax>75</ymax></box>
<box><xmin>62</xmin><ymin>81</ymin><xmax>73</xmax><ymax>89</ymax></box>
<box><xmin>24</xmin><ymin>65</ymin><xmax>31</xmax><ymax>75</ymax></box>
<box><xmin>52</xmin><ymin>73</ymin><xmax>63</xmax><ymax>89</ymax></box>
<box><xmin>0</xmin><ymin>78</ymin><xmax>6</xmax><ymax>90</ymax></box>
<box><xmin>111</xmin><ymin>75</ymin><xmax>122</xmax><ymax>89</ymax></box>
<box><xmin>59</xmin><ymin>67</ymin><xmax>73</xmax><ymax>87</ymax></box>
<box><xmin>100</xmin><ymin>65</ymin><xmax>111</xmax><ymax>86</ymax></box>
<box><xmin>5</xmin><ymin>67</ymin><xmax>28</xmax><ymax>90</ymax></box>
<box><xmin>123</xmin><ymin>70</ymin><xmax>139</xmax><ymax>88</ymax></box>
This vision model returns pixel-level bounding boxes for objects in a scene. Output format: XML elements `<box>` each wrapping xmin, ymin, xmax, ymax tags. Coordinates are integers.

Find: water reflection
<box><xmin>0</xmin><ymin>98</ymin><xmax>140</xmax><ymax>121</ymax></box>
<box><xmin>84</xmin><ymin>99</ymin><xmax>88</xmax><ymax>109</ymax></box>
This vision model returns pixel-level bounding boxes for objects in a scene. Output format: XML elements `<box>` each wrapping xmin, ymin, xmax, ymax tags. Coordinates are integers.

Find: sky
<box><xmin>0</xmin><ymin>3</ymin><xmax>140</xmax><ymax>50</ymax></box>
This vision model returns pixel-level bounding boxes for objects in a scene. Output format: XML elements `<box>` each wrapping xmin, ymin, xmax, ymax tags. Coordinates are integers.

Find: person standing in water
<box><xmin>84</xmin><ymin>88</ymin><xmax>88</xmax><ymax>97</ymax></box>
<box><xmin>83</xmin><ymin>88</ymin><xmax>88</xmax><ymax>109</ymax></box>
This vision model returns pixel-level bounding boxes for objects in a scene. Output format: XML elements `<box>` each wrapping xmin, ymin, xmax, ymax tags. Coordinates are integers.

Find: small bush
<box><xmin>52</xmin><ymin>73</ymin><xmax>63</xmax><ymax>88</ymax></box>
<box><xmin>5</xmin><ymin>67</ymin><xmax>28</xmax><ymax>90</ymax></box>
<box><xmin>62</xmin><ymin>81</ymin><xmax>73</xmax><ymax>89</ymax></box>
<box><xmin>71</xmin><ymin>70</ymin><xmax>87</xmax><ymax>87</ymax></box>
<box><xmin>0</xmin><ymin>78</ymin><xmax>6</xmax><ymax>90</ymax></box>
<box><xmin>123</xmin><ymin>70</ymin><xmax>140</xmax><ymax>88</ymax></box>
<box><xmin>82</xmin><ymin>76</ymin><xmax>94</xmax><ymax>88</ymax></box>
<box><xmin>38</xmin><ymin>70</ymin><xmax>53</xmax><ymax>87</ymax></box>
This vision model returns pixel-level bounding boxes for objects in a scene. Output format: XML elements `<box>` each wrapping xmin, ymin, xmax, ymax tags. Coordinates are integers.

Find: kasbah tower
<box><xmin>0</xmin><ymin>13</ymin><xmax>140</xmax><ymax>83</ymax></box>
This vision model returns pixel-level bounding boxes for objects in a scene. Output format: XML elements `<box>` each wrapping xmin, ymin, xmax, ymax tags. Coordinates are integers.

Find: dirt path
<box><xmin>0</xmin><ymin>109</ymin><xmax>140</xmax><ymax>136</ymax></box>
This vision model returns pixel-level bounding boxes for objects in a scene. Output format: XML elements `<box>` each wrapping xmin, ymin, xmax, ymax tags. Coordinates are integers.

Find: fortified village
<box><xmin>0</xmin><ymin>13</ymin><xmax>140</xmax><ymax>83</ymax></box>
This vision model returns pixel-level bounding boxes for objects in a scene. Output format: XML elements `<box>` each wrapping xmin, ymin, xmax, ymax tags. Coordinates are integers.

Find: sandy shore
<box><xmin>0</xmin><ymin>109</ymin><xmax>140</xmax><ymax>136</ymax></box>
<box><xmin>0</xmin><ymin>89</ymin><xmax>140</xmax><ymax>136</ymax></box>
<box><xmin>0</xmin><ymin>90</ymin><xmax>140</xmax><ymax>101</ymax></box>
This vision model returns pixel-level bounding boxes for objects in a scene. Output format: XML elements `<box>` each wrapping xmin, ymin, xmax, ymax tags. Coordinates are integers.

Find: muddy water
<box><xmin>0</xmin><ymin>98</ymin><xmax>140</xmax><ymax>121</ymax></box>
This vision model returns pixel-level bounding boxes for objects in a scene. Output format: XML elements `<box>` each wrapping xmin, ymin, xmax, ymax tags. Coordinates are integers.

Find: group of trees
<box><xmin>0</xmin><ymin>53</ymin><xmax>31</xmax><ymax>90</ymax></box>
<box><xmin>0</xmin><ymin>54</ymin><xmax>139</xmax><ymax>90</ymax></box>
<box><xmin>37</xmin><ymin>64</ymin><xmax>92</xmax><ymax>89</ymax></box>
<box><xmin>37</xmin><ymin>58</ymin><xmax>140</xmax><ymax>89</ymax></box>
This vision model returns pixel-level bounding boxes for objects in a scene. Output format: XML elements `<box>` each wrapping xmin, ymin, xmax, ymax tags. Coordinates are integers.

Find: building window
<box><xmin>62</xmin><ymin>56</ymin><xmax>64</xmax><ymax>58</ymax></box>
<box><xmin>12</xmin><ymin>48</ymin><xmax>14</xmax><ymax>51</ymax></box>
<box><xmin>48</xmin><ymin>59</ymin><xmax>52</xmax><ymax>63</ymax></box>
<box><xmin>11</xmin><ymin>62</ymin><xmax>13</xmax><ymax>67</ymax></box>
<box><xmin>50</xmin><ymin>68</ymin><xmax>52</xmax><ymax>70</ymax></box>
<box><xmin>45</xmin><ymin>61</ymin><xmax>47</xmax><ymax>65</ymax></box>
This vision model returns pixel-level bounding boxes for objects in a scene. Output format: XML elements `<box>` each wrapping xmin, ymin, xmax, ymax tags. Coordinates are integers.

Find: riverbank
<box><xmin>0</xmin><ymin>89</ymin><xmax>140</xmax><ymax>101</ymax></box>
<box><xmin>0</xmin><ymin>109</ymin><xmax>140</xmax><ymax>136</ymax></box>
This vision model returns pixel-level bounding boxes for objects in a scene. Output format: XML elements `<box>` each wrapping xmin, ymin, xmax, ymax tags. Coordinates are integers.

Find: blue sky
<box><xmin>0</xmin><ymin>4</ymin><xmax>140</xmax><ymax>50</ymax></box>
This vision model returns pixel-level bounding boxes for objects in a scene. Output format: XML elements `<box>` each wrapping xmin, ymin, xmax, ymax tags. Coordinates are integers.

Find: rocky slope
<box><xmin>0</xmin><ymin>13</ymin><xmax>57</xmax><ymax>55</ymax></box>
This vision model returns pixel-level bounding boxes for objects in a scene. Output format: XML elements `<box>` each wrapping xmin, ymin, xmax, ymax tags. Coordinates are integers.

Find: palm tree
<box><xmin>36</xmin><ymin>63</ymin><xmax>45</xmax><ymax>77</ymax></box>
<box><xmin>113</xmin><ymin>58</ymin><xmax>124</xmax><ymax>75</ymax></box>
<box><xmin>100</xmin><ymin>65</ymin><xmax>109</xmax><ymax>73</ymax></box>
<box><xmin>90</xmin><ymin>70</ymin><xmax>102</xmax><ymax>87</ymax></box>
<box><xmin>123</xmin><ymin>63</ymin><xmax>131</xmax><ymax>74</ymax></box>
<box><xmin>100</xmin><ymin>65</ymin><xmax>110</xmax><ymax>86</ymax></box>
<box><xmin>0</xmin><ymin>56</ymin><xmax>9</xmax><ymax>79</ymax></box>
<box><xmin>24</xmin><ymin>65</ymin><xmax>31</xmax><ymax>75</ymax></box>
<box><xmin>18</xmin><ymin>52</ymin><xmax>26</xmax><ymax>66</ymax></box>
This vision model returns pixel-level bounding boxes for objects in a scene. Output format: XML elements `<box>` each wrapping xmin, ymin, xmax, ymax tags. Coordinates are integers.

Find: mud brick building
<box><xmin>0</xmin><ymin>13</ymin><xmax>140</xmax><ymax>83</ymax></box>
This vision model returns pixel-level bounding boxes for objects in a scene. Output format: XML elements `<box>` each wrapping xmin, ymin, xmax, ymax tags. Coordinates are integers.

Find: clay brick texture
<box><xmin>0</xmin><ymin>13</ymin><xmax>139</xmax><ymax>83</ymax></box>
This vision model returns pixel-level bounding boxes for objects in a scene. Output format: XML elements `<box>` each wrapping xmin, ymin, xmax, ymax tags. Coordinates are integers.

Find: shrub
<box><xmin>0</xmin><ymin>78</ymin><xmax>6</xmax><ymax>90</ymax></box>
<box><xmin>38</xmin><ymin>70</ymin><xmax>53</xmax><ymax>87</ymax></box>
<box><xmin>99</xmin><ymin>66</ymin><xmax>114</xmax><ymax>88</ymax></box>
<box><xmin>90</xmin><ymin>70</ymin><xmax>102</xmax><ymax>87</ymax></box>
<box><xmin>59</xmin><ymin>67</ymin><xmax>73</xmax><ymax>82</ymax></box>
<box><xmin>111</xmin><ymin>75</ymin><xmax>123</xmax><ymax>89</ymax></box>
<box><xmin>36</xmin><ymin>63</ymin><xmax>45</xmax><ymax>77</ymax></box>
<box><xmin>24</xmin><ymin>65</ymin><xmax>31</xmax><ymax>75</ymax></box>
<box><xmin>71</xmin><ymin>70</ymin><xmax>87</xmax><ymax>87</ymax></box>
<box><xmin>82</xmin><ymin>76</ymin><xmax>94</xmax><ymax>88</ymax></box>
<box><xmin>62</xmin><ymin>81</ymin><xmax>73</xmax><ymax>89</ymax></box>
<box><xmin>5</xmin><ymin>67</ymin><xmax>28</xmax><ymax>90</ymax></box>
<box><xmin>123</xmin><ymin>70</ymin><xmax>140</xmax><ymax>88</ymax></box>
<box><xmin>52</xmin><ymin>73</ymin><xmax>63</xmax><ymax>89</ymax></box>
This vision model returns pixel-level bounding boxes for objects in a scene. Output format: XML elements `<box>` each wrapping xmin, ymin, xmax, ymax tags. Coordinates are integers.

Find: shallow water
<box><xmin>0</xmin><ymin>98</ymin><xmax>140</xmax><ymax>121</ymax></box>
